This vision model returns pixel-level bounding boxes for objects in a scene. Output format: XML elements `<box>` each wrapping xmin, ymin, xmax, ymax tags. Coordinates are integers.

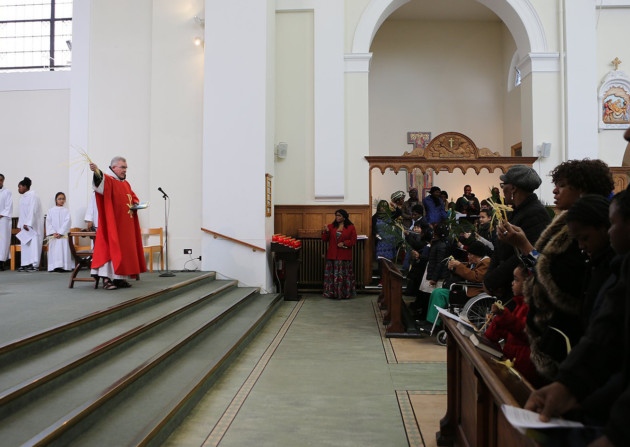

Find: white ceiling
<box><xmin>387</xmin><ymin>0</ymin><xmax>501</xmax><ymax>22</ymax></box>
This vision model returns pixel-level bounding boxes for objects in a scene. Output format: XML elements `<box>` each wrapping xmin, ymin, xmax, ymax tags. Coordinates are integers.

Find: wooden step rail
<box><xmin>201</xmin><ymin>227</ymin><xmax>265</xmax><ymax>252</ymax></box>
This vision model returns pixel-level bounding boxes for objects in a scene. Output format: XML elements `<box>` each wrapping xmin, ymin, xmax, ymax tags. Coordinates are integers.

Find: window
<box><xmin>0</xmin><ymin>0</ymin><xmax>72</xmax><ymax>72</ymax></box>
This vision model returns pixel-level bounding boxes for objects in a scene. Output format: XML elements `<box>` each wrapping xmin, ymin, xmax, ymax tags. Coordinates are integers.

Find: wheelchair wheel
<box><xmin>436</xmin><ymin>330</ymin><xmax>448</xmax><ymax>346</ymax></box>
<box><xmin>461</xmin><ymin>293</ymin><xmax>497</xmax><ymax>329</ymax></box>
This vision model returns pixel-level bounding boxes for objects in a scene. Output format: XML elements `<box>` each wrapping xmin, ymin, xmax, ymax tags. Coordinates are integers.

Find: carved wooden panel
<box><xmin>610</xmin><ymin>166</ymin><xmax>630</xmax><ymax>193</ymax></box>
<box><xmin>369</xmin><ymin>131</ymin><xmax>537</xmax><ymax>175</ymax></box>
<box><xmin>274</xmin><ymin>205</ymin><xmax>371</xmax><ymax>237</ymax></box>
<box><xmin>404</xmin><ymin>131</ymin><xmax>500</xmax><ymax>158</ymax></box>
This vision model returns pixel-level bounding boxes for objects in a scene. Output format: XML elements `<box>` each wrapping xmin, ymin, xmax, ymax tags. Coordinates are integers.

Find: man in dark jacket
<box><xmin>483</xmin><ymin>165</ymin><xmax>551</xmax><ymax>301</ymax></box>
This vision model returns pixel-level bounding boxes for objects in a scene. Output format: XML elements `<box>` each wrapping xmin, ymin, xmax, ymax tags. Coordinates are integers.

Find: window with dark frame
<box><xmin>0</xmin><ymin>0</ymin><xmax>72</xmax><ymax>72</ymax></box>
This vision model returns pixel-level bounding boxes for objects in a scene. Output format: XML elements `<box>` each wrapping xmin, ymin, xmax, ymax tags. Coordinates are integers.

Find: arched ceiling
<box><xmin>387</xmin><ymin>0</ymin><xmax>501</xmax><ymax>22</ymax></box>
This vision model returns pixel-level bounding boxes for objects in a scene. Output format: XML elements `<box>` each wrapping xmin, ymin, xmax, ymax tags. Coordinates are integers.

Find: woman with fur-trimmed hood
<box><xmin>525</xmin><ymin>159</ymin><xmax>614</xmax><ymax>381</ymax></box>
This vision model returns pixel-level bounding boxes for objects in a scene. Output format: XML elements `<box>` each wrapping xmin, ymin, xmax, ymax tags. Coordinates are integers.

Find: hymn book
<box><xmin>469</xmin><ymin>332</ymin><xmax>503</xmax><ymax>358</ymax></box>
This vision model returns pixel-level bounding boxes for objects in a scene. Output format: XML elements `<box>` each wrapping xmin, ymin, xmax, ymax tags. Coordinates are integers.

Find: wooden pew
<box><xmin>379</xmin><ymin>257</ymin><xmax>419</xmax><ymax>337</ymax></box>
<box><xmin>437</xmin><ymin>317</ymin><xmax>536</xmax><ymax>447</ymax></box>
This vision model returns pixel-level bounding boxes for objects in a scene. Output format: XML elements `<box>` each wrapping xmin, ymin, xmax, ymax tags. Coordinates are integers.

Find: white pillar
<box><xmin>563</xmin><ymin>0</ymin><xmax>598</xmax><ymax>159</ymax></box>
<box><xmin>68</xmin><ymin>0</ymin><xmax>92</xmax><ymax>226</ymax></box>
<box><xmin>313</xmin><ymin>0</ymin><xmax>345</xmax><ymax>200</ymax></box>
<box><xmin>201</xmin><ymin>0</ymin><xmax>274</xmax><ymax>291</ymax></box>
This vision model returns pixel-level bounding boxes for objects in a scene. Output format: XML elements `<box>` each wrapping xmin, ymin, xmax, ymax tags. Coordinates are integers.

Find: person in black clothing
<box><xmin>565</xmin><ymin>194</ymin><xmax>616</xmax><ymax>328</ymax></box>
<box><xmin>401</xmin><ymin>188</ymin><xmax>421</xmax><ymax>229</ymax></box>
<box><xmin>476</xmin><ymin>208</ymin><xmax>497</xmax><ymax>254</ymax></box>
<box><xmin>455</xmin><ymin>184</ymin><xmax>481</xmax><ymax>217</ymax></box>
<box><xmin>524</xmin><ymin>187</ymin><xmax>630</xmax><ymax>447</ymax></box>
<box><xmin>523</xmin><ymin>159</ymin><xmax>615</xmax><ymax>380</ymax></box>
<box><xmin>403</xmin><ymin>220</ymin><xmax>430</xmax><ymax>294</ymax></box>
<box><xmin>483</xmin><ymin>164</ymin><xmax>551</xmax><ymax>302</ymax></box>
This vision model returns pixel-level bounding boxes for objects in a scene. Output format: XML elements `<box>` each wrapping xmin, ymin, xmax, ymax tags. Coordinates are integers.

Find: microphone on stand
<box><xmin>157</xmin><ymin>186</ymin><xmax>175</xmax><ymax>277</ymax></box>
<box><xmin>158</xmin><ymin>187</ymin><xmax>169</xmax><ymax>198</ymax></box>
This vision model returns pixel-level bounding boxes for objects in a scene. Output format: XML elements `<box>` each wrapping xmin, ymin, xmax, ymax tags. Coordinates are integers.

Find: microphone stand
<box><xmin>159</xmin><ymin>189</ymin><xmax>175</xmax><ymax>277</ymax></box>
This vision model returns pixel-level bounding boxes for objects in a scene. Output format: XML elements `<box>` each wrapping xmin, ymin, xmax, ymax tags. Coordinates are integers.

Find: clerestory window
<box><xmin>0</xmin><ymin>0</ymin><xmax>72</xmax><ymax>72</ymax></box>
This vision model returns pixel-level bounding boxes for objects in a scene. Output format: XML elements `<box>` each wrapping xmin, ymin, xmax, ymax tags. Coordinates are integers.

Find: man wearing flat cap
<box><xmin>483</xmin><ymin>164</ymin><xmax>551</xmax><ymax>302</ymax></box>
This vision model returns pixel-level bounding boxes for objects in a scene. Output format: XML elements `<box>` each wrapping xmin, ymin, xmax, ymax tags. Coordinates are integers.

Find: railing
<box><xmin>200</xmin><ymin>227</ymin><xmax>265</xmax><ymax>252</ymax></box>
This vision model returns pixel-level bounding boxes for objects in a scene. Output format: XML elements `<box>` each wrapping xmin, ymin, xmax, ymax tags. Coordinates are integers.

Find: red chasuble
<box><xmin>92</xmin><ymin>175</ymin><xmax>147</xmax><ymax>276</ymax></box>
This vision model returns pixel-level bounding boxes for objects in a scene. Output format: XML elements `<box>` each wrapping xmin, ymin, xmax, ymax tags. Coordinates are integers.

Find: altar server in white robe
<box><xmin>84</xmin><ymin>191</ymin><xmax>98</xmax><ymax>231</ymax></box>
<box><xmin>46</xmin><ymin>192</ymin><xmax>73</xmax><ymax>272</ymax></box>
<box><xmin>17</xmin><ymin>177</ymin><xmax>44</xmax><ymax>272</ymax></box>
<box><xmin>0</xmin><ymin>174</ymin><xmax>13</xmax><ymax>270</ymax></box>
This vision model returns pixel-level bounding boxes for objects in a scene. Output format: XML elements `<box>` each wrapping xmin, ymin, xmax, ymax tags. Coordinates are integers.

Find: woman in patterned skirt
<box><xmin>322</xmin><ymin>209</ymin><xmax>357</xmax><ymax>299</ymax></box>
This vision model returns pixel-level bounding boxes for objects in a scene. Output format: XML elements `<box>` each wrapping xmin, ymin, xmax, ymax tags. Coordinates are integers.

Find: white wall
<box><xmin>81</xmin><ymin>0</ymin><xmax>206</xmax><ymax>271</ymax></box>
<box><xmin>367</xmin><ymin>18</ymin><xmax>519</xmax><ymax>205</ymax></box>
<box><xmin>502</xmin><ymin>25</ymin><xmax>521</xmax><ymax>151</ymax></box>
<box><xmin>201</xmin><ymin>0</ymin><xmax>273</xmax><ymax>290</ymax></box>
<box><xmin>274</xmin><ymin>11</ymin><xmax>315</xmax><ymax>205</ymax></box>
<box><xmin>368</xmin><ymin>20</ymin><xmax>512</xmax><ymax>156</ymax></box>
<box><xmin>0</xmin><ymin>0</ymin><xmax>215</xmax><ymax>274</ymax></box>
<box><xmin>0</xmin><ymin>89</ymin><xmax>70</xmax><ymax>214</ymax></box>
<box><xmin>148</xmin><ymin>0</ymin><xmax>205</xmax><ymax>269</ymax></box>
<box><xmin>596</xmin><ymin>7</ymin><xmax>630</xmax><ymax>166</ymax></box>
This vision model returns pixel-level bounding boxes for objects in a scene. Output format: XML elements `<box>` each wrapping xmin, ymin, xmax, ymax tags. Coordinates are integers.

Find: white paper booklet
<box><xmin>16</xmin><ymin>229</ymin><xmax>35</xmax><ymax>244</ymax></box>
<box><xmin>501</xmin><ymin>404</ymin><xmax>584</xmax><ymax>434</ymax></box>
<box><xmin>130</xmin><ymin>202</ymin><xmax>149</xmax><ymax>210</ymax></box>
<box><xmin>435</xmin><ymin>306</ymin><xmax>475</xmax><ymax>327</ymax></box>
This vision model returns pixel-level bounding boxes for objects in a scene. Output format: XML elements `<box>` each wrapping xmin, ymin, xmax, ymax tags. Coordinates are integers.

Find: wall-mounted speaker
<box><xmin>276</xmin><ymin>142</ymin><xmax>288</xmax><ymax>159</ymax></box>
<box><xmin>540</xmin><ymin>142</ymin><xmax>551</xmax><ymax>158</ymax></box>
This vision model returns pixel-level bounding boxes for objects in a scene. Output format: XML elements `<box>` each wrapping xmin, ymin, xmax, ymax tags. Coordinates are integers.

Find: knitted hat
<box><xmin>391</xmin><ymin>190</ymin><xmax>405</xmax><ymax>201</ymax></box>
<box><xmin>500</xmin><ymin>165</ymin><xmax>542</xmax><ymax>192</ymax></box>
<box><xmin>467</xmin><ymin>241</ymin><xmax>487</xmax><ymax>257</ymax></box>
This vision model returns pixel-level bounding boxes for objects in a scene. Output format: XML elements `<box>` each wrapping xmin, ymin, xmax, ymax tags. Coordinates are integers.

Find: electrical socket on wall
<box><xmin>183</xmin><ymin>249</ymin><xmax>192</xmax><ymax>254</ymax></box>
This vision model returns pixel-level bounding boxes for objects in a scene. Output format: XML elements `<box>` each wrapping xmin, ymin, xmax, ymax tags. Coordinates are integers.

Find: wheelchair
<box><xmin>428</xmin><ymin>281</ymin><xmax>497</xmax><ymax>346</ymax></box>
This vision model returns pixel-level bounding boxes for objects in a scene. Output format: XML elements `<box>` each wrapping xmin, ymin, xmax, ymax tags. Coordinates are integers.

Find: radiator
<box><xmin>298</xmin><ymin>238</ymin><xmax>365</xmax><ymax>289</ymax></box>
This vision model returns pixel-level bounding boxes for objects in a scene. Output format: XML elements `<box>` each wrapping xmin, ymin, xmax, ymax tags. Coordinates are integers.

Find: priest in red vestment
<box><xmin>89</xmin><ymin>157</ymin><xmax>146</xmax><ymax>289</ymax></box>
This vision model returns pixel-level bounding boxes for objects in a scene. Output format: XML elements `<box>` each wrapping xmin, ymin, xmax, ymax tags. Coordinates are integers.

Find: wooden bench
<box><xmin>378</xmin><ymin>258</ymin><xmax>419</xmax><ymax>337</ymax></box>
<box><xmin>437</xmin><ymin>317</ymin><xmax>536</xmax><ymax>447</ymax></box>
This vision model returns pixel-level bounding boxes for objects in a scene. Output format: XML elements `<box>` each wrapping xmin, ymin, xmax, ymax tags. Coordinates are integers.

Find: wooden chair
<box><xmin>141</xmin><ymin>228</ymin><xmax>164</xmax><ymax>272</ymax></box>
<box><xmin>10</xmin><ymin>227</ymin><xmax>48</xmax><ymax>271</ymax></box>
<box><xmin>9</xmin><ymin>228</ymin><xmax>20</xmax><ymax>271</ymax></box>
<box><xmin>68</xmin><ymin>228</ymin><xmax>97</xmax><ymax>288</ymax></box>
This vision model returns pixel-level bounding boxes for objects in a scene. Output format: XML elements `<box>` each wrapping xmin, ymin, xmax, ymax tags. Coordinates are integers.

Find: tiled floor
<box><xmin>166</xmin><ymin>294</ymin><xmax>447</xmax><ymax>447</ymax></box>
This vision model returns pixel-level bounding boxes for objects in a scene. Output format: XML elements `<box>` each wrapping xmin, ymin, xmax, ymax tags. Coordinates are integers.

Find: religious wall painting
<box><xmin>405</xmin><ymin>131</ymin><xmax>431</xmax><ymax>156</ymax></box>
<box><xmin>598</xmin><ymin>63</ymin><xmax>630</xmax><ymax>131</ymax></box>
<box><xmin>602</xmin><ymin>88</ymin><xmax>629</xmax><ymax>125</ymax></box>
<box><xmin>405</xmin><ymin>131</ymin><xmax>431</xmax><ymax>189</ymax></box>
